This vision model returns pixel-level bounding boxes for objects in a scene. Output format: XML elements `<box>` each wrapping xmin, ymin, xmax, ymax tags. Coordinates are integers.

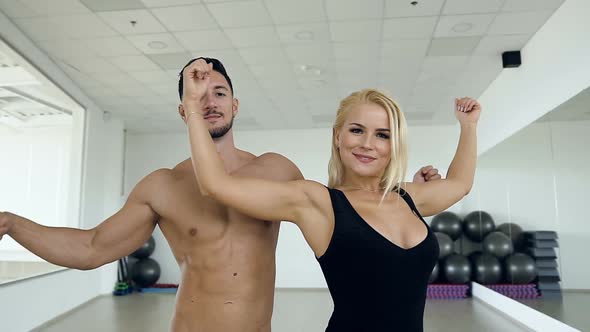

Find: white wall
<box><xmin>0</xmin><ymin>9</ymin><xmax>126</xmax><ymax>331</ymax></box>
<box><xmin>464</xmin><ymin>120</ymin><xmax>590</xmax><ymax>289</ymax></box>
<box><xmin>0</xmin><ymin>126</ymin><xmax>73</xmax><ymax>261</ymax></box>
<box><xmin>124</xmin><ymin>124</ymin><xmax>463</xmax><ymax>287</ymax></box>
<box><xmin>477</xmin><ymin>0</ymin><xmax>590</xmax><ymax>154</ymax></box>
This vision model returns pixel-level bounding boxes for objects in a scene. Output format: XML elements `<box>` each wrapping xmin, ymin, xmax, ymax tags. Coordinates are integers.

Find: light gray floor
<box><xmin>517</xmin><ymin>290</ymin><xmax>590</xmax><ymax>332</ymax></box>
<box><xmin>32</xmin><ymin>288</ymin><xmax>532</xmax><ymax>332</ymax></box>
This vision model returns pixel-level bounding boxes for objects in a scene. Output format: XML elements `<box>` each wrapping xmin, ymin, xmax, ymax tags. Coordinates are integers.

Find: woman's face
<box><xmin>336</xmin><ymin>103</ymin><xmax>392</xmax><ymax>179</ymax></box>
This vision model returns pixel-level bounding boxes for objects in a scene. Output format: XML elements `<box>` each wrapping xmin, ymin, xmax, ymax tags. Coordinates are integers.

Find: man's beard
<box><xmin>209</xmin><ymin>115</ymin><xmax>234</xmax><ymax>139</ymax></box>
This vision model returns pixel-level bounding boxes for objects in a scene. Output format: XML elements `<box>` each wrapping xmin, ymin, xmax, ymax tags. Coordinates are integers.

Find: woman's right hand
<box><xmin>454</xmin><ymin>97</ymin><xmax>481</xmax><ymax>125</ymax></box>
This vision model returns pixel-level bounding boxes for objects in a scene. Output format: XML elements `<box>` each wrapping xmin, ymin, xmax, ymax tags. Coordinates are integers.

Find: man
<box><xmin>0</xmin><ymin>58</ymin><xmax>441</xmax><ymax>331</ymax></box>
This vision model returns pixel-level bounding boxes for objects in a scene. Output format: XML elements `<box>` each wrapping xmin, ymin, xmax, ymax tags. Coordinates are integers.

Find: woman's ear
<box><xmin>178</xmin><ymin>104</ymin><xmax>186</xmax><ymax>123</ymax></box>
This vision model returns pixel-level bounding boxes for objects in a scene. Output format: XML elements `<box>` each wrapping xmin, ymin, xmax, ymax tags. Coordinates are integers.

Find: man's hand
<box><xmin>0</xmin><ymin>212</ymin><xmax>14</xmax><ymax>241</ymax></box>
<box><xmin>182</xmin><ymin>58</ymin><xmax>213</xmax><ymax>106</ymax></box>
<box><xmin>413</xmin><ymin>165</ymin><xmax>442</xmax><ymax>183</ymax></box>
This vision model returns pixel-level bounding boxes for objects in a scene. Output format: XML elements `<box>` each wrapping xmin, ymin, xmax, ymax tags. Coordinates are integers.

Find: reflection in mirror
<box><xmin>461</xmin><ymin>87</ymin><xmax>590</xmax><ymax>331</ymax></box>
<box><xmin>0</xmin><ymin>38</ymin><xmax>84</xmax><ymax>283</ymax></box>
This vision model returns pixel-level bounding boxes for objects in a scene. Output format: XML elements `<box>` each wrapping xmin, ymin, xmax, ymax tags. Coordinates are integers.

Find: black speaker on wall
<box><xmin>502</xmin><ymin>51</ymin><xmax>522</xmax><ymax>68</ymax></box>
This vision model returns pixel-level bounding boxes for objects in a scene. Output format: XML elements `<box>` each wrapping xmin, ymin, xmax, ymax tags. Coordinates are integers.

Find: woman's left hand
<box><xmin>454</xmin><ymin>97</ymin><xmax>481</xmax><ymax>124</ymax></box>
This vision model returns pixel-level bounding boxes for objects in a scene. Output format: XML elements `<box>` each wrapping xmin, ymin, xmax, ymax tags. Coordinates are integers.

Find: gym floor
<box><xmin>32</xmin><ymin>288</ymin><xmax>534</xmax><ymax>332</ymax></box>
<box><xmin>517</xmin><ymin>291</ymin><xmax>590</xmax><ymax>331</ymax></box>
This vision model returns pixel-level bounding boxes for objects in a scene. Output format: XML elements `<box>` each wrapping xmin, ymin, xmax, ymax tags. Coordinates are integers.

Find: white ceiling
<box><xmin>0</xmin><ymin>0</ymin><xmax>566</xmax><ymax>133</ymax></box>
<box><xmin>537</xmin><ymin>87</ymin><xmax>590</xmax><ymax>122</ymax></box>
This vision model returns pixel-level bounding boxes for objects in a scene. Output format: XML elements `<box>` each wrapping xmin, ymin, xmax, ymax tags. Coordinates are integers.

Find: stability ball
<box><xmin>443</xmin><ymin>254</ymin><xmax>471</xmax><ymax>284</ymax></box>
<box><xmin>505</xmin><ymin>253</ymin><xmax>537</xmax><ymax>284</ymax></box>
<box><xmin>429</xmin><ymin>262</ymin><xmax>439</xmax><ymax>284</ymax></box>
<box><xmin>131</xmin><ymin>236</ymin><xmax>156</xmax><ymax>259</ymax></box>
<box><xmin>130</xmin><ymin>258</ymin><xmax>161</xmax><ymax>288</ymax></box>
<box><xmin>463</xmin><ymin>211</ymin><xmax>495</xmax><ymax>242</ymax></box>
<box><xmin>471</xmin><ymin>253</ymin><xmax>503</xmax><ymax>284</ymax></box>
<box><xmin>431</xmin><ymin>211</ymin><xmax>462</xmax><ymax>240</ymax></box>
<box><xmin>496</xmin><ymin>223</ymin><xmax>525</xmax><ymax>251</ymax></box>
<box><xmin>483</xmin><ymin>232</ymin><xmax>514</xmax><ymax>258</ymax></box>
<box><xmin>434</xmin><ymin>232</ymin><xmax>454</xmax><ymax>259</ymax></box>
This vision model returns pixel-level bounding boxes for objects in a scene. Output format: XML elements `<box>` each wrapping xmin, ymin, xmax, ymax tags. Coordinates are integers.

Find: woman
<box><xmin>183</xmin><ymin>59</ymin><xmax>481</xmax><ymax>331</ymax></box>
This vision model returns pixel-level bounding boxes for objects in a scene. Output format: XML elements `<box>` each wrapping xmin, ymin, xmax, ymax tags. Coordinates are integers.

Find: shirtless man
<box><xmin>0</xmin><ymin>57</ymin><xmax>441</xmax><ymax>332</ymax></box>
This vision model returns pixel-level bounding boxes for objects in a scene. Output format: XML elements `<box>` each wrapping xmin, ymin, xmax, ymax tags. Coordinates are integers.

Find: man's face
<box><xmin>180</xmin><ymin>70</ymin><xmax>238</xmax><ymax>139</ymax></box>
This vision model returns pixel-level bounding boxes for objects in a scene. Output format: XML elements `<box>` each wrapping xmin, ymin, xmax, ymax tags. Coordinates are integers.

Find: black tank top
<box><xmin>317</xmin><ymin>187</ymin><xmax>439</xmax><ymax>332</ymax></box>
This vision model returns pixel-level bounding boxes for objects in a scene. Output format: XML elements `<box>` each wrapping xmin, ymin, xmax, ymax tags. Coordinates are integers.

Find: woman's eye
<box><xmin>377</xmin><ymin>133</ymin><xmax>390</xmax><ymax>139</ymax></box>
<box><xmin>350</xmin><ymin>128</ymin><xmax>362</xmax><ymax>134</ymax></box>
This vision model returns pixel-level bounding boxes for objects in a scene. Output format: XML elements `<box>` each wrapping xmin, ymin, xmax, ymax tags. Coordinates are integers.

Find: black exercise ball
<box><xmin>471</xmin><ymin>253</ymin><xmax>503</xmax><ymax>284</ymax></box>
<box><xmin>130</xmin><ymin>258</ymin><xmax>161</xmax><ymax>288</ymax></box>
<box><xmin>131</xmin><ymin>236</ymin><xmax>156</xmax><ymax>259</ymax></box>
<box><xmin>505</xmin><ymin>253</ymin><xmax>537</xmax><ymax>284</ymax></box>
<box><xmin>496</xmin><ymin>223</ymin><xmax>525</xmax><ymax>251</ymax></box>
<box><xmin>429</xmin><ymin>262</ymin><xmax>439</xmax><ymax>284</ymax></box>
<box><xmin>482</xmin><ymin>232</ymin><xmax>514</xmax><ymax>258</ymax></box>
<box><xmin>442</xmin><ymin>254</ymin><xmax>471</xmax><ymax>284</ymax></box>
<box><xmin>431</xmin><ymin>211</ymin><xmax>462</xmax><ymax>240</ymax></box>
<box><xmin>463</xmin><ymin>211</ymin><xmax>495</xmax><ymax>242</ymax></box>
<box><xmin>434</xmin><ymin>232</ymin><xmax>454</xmax><ymax>259</ymax></box>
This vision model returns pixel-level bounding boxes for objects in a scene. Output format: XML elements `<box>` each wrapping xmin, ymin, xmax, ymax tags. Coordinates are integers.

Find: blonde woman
<box><xmin>182</xmin><ymin>59</ymin><xmax>481</xmax><ymax>331</ymax></box>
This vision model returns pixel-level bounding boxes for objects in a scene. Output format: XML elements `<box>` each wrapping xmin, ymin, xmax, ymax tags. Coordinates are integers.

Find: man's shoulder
<box><xmin>254</xmin><ymin>152</ymin><xmax>303</xmax><ymax>181</ymax></box>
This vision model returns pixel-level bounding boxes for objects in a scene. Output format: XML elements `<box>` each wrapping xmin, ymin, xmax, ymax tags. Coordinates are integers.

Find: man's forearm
<box><xmin>6</xmin><ymin>213</ymin><xmax>97</xmax><ymax>270</ymax></box>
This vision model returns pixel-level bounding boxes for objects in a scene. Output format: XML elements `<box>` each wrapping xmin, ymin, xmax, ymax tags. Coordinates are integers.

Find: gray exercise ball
<box><xmin>443</xmin><ymin>254</ymin><xmax>471</xmax><ymax>284</ymax></box>
<box><xmin>463</xmin><ymin>211</ymin><xmax>495</xmax><ymax>242</ymax></box>
<box><xmin>434</xmin><ymin>232</ymin><xmax>454</xmax><ymax>259</ymax></box>
<box><xmin>505</xmin><ymin>253</ymin><xmax>537</xmax><ymax>284</ymax></box>
<box><xmin>471</xmin><ymin>253</ymin><xmax>503</xmax><ymax>284</ymax></box>
<box><xmin>431</xmin><ymin>211</ymin><xmax>463</xmax><ymax>240</ymax></box>
<box><xmin>482</xmin><ymin>232</ymin><xmax>514</xmax><ymax>258</ymax></box>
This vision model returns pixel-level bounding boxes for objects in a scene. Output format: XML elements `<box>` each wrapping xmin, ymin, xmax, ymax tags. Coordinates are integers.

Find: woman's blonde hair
<box><xmin>328</xmin><ymin>89</ymin><xmax>408</xmax><ymax>199</ymax></box>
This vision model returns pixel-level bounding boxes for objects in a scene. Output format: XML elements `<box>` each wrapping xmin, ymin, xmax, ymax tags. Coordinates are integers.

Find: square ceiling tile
<box><xmin>85</xmin><ymin>36</ymin><xmax>142</xmax><ymax>56</ymax></box>
<box><xmin>128</xmin><ymin>70</ymin><xmax>176</xmax><ymax>84</ymax></box>
<box><xmin>98</xmin><ymin>9</ymin><xmax>167</xmax><ymax>34</ymax></box>
<box><xmin>15</xmin><ymin>14</ymin><xmax>118</xmax><ymax>41</ymax></box>
<box><xmin>383</xmin><ymin>17</ymin><xmax>438</xmax><ymax>40</ymax></box>
<box><xmin>326</xmin><ymin>0</ymin><xmax>383</xmax><ymax>20</ymax></box>
<box><xmin>140</xmin><ymin>0</ymin><xmax>200</xmax><ymax>7</ymax></box>
<box><xmin>225</xmin><ymin>26</ymin><xmax>281</xmax><ymax>48</ymax></box>
<box><xmin>21</xmin><ymin>0</ymin><xmax>91</xmax><ymax>16</ymax></box>
<box><xmin>502</xmin><ymin>0</ymin><xmax>565</xmax><ymax>12</ymax></box>
<box><xmin>80</xmin><ymin>0</ymin><xmax>146</xmax><ymax>11</ymax></box>
<box><xmin>207</xmin><ymin>1</ymin><xmax>273</xmax><ymax>28</ymax></box>
<box><xmin>174</xmin><ymin>30</ymin><xmax>234</xmax><ymax>52</ymax></box>
<box><xmin>107</xmin><ymin>55</ymin><xmax>161</xmax><ymax>72</ymax></box>
<box><xmin>488</xmin><ymin>11</ymin><xmax>554</xmax><ymax>35</ymax></box>
<box><xmin>330</xmin><ymin>20</ymin><xmax>381</xmax><ymax>42</ymax></box>
<box><xmin>434</xmin><ymin>14</ymin><xmax>496</xmax><ymax>37</ymax></box>
<box><xmin>126</xmin><ymin>33</ymin><xmax>186</xmax><ymax>54</ymax></box>
<box><xmin>148</xmin><ymin>52</ymin><xmax>193</xmax><ymax>70</ymax></box>
<box><xmin>381</xmin><ymin>39</ymin><xmax>430</xmax><ymax>58</ymax></box>
<box><xmin>265</xmin><ymin>0</ymin><xmax>326</xmax><ymax>24</ymax></box>
<box><xmin>332</xmin><ymin>41</ymin><xmax>380</xmax><ymax>61</ymax></box>
<box><xmin>442</xmin><ymin>0</ymin><xmax>504</xmax><ymax>15</ymax></box>
<box><xmin>385</xmin><ymin>0</ymin><xmax>444</xmax><ymax>17</ymax></box>
<box><xmin>38</xmin><ymin>40</ymin><xmax>97</xmax><ymax>58</ymax></box>
<box><xmin>60</xmin><ymin>56</ymin><xmax>121</xmax><ymax>73</ymax></box>
<box><xmin>238</xmin><ymin>47</ymin><xmax>289</xmax><ymax>66</ymax></box>
<box><xmin>276</xmin><ymin>23</ymin><xmax>331</xmax><ymax>44</ymax></box>
<box><xmin>151</xmin><ymin>5</ymin><xmax>218</xmax><ymax>31</ymax></box>
<box><xmin>284</xmin><ymin>44</ymin><xmax>334</xmax><ymax>67</ymax></box>
<box><xmin>427</xmin><ymin>37</ymin><xmax>481</xmax><ymax>56</ymax></box>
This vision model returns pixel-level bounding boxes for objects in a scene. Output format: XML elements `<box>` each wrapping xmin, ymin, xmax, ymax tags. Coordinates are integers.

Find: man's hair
<box><xmin>178</xmin><ymin>57</ymin><xmax>234</xmax><ymax>101</ymax></box>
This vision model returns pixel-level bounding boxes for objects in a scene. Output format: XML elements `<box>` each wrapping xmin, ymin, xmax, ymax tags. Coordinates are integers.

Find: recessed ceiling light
<box><xmin>452</xmin><ymin>22</ymin><xmax>473</xmax><ymax>33</ymax></box>
<box><xmin>295</xmin><ymin>30</ymin><xmax>314</xmax><ymax>41</ymax></box>
<box><xmin>148</xmin><ymin>41</ymin><xmax>168</xmax><ymax>50</ymax></box>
